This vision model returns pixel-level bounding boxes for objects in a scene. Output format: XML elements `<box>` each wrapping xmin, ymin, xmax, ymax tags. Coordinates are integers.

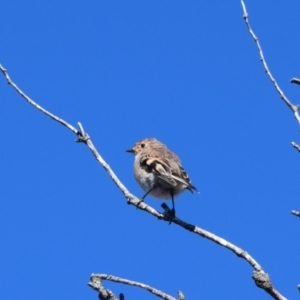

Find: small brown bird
<box><xmin>126</xmin><ymin>138</ymin><xmax>198</xmax><ymax>216</ymax></box>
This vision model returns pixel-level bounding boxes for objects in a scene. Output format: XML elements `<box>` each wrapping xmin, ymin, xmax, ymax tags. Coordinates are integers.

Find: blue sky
<box><xmin>1</xmin><ymin>1</ymin><xmax>300</xmax><ymax>299</ymax></box>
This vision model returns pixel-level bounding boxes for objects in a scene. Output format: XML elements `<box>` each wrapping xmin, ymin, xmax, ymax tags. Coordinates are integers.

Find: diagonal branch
<box><xmin>89</xmin><ymin>274</ymin><xmax>180</xmax><ymax>300</ymax></box>
<box><xmin>0</xmin><ymin>64</ymin><xmax>78</xmax><ymax>134</ymax></box>
<box><xmin>0</xmin><ymin>63</ymin><xmax>286</xmax><ymax>299</ymax></box>
<box><xmin>240</xmin><ymin>0</ymin><xmax>300</xmax><ymax>126</ymax></box>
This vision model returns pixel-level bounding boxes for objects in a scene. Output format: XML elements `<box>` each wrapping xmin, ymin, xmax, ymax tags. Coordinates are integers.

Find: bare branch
<box><xmin>291</xmin><ymin>210</ymin><xmax>300</xmax><ymax>218</ymax></box>
<box><xmin>0</xmin><ymin>64</ymin><xmax>163</xmax><ymax>218</ymax></box>
<box><xmin>89</xmin><ymin>274</ymin><xmax>177</xmax><ymax>300</ymax></box>
<box><xmin>240</xmin><ymin>3</ymin><xmax>295</xmax><ymax>297</ymax></box>
<box><xmin>240</xmin><ymin>1</ymin><xmax>300</xmax><ymax>127</ymax></box>
<box><xmin>1</xmin><ymin>63</ymin><xmax>286</xmax><ymax>299</ymax></box>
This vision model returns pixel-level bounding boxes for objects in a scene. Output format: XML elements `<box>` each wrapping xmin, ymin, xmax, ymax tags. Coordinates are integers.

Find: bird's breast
<box><xmin>134</xmin><ymin>158</ymin><xmax>155</xmax><ymax>192</ymax></box>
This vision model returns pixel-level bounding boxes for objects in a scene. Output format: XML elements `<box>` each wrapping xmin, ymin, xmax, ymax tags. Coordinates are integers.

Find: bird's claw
<box><xmin>161</xmin><ymin>203</ymin><xmax>176</xmax><ymax>224</ymax></box>
<box><xmin>168</xmin><ymin>209</ymin><xmax>176</xmax><ymax>224</ymax></box>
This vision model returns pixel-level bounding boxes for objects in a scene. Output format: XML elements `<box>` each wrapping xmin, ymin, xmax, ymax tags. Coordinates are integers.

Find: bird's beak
<box><xmin>126</xmin><ymin>148</ymin><xmax>134</xmax><ymax>153</ymax></box>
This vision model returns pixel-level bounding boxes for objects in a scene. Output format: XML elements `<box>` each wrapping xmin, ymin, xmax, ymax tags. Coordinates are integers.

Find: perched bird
<box><xmin>126</xmin><ymin>138</ymin><xmax>198</xmax><ymax>216</ymax></box>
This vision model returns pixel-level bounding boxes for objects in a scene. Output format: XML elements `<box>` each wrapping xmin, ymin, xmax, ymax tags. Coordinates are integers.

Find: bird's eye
<box><xmin>141</xmin><ymin>143</ymin><xmax>145</xmax><ymax>148</ymax></box>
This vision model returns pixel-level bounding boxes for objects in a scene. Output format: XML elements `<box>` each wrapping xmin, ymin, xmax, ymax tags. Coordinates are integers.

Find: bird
<box><xmin>126</xmin><ymin>138</ymin><xmax>198</xmax><ymax>217</ymax></box>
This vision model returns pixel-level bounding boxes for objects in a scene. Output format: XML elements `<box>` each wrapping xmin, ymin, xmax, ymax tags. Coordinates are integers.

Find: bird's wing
<box><xmin>169</xmin><ymin>165</ymin><xmax>198</xmax><ymax>193</ymax></box>
<box><xmin>140</xmin><ymin>155</ymin><xmax>177</xmax><ymax>186</ymax></box>
<box><xmin>179</xmin><ymin>166</ymin><xmax>198</xmax><ymax>192</ymax></box>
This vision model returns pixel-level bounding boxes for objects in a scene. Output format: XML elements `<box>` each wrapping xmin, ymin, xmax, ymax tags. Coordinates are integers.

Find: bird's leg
<box><xmin>163</xmin><ymin>191</ymin><xmax>176</xmax><ymax>225</ymax></box>
<box><xmin>137</xmin><ymin>187</ymin><xmax>153</xmax><ymax>206</ymax></box>
<box><xmin>170</xmin><ymin>191</ymin><xmax>176</xmax><ymax>217</ymax></box>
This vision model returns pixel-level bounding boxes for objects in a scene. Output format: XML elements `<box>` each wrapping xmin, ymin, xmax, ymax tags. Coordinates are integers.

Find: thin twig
<box><xmin>291</xmin><ymin>210</ymin><xmax>300</xmax><ymax>218</ymax></box>
<box><xmin>0</xmin><ymin>64</ymin><xmax>78</xmax><ymax>134</ymax></box>
<box><xmin>0</xmin><ymin>63</ymin><xmax>285</xmax><ymax>299</ymax></box>
<box><xmin>291</xmin><ymin>78</ymin><xmax>300</xmax><ymax>85</ymax></box>
<box><xmin>178</xmin><ymin>291</ymin><xmax>185</xmax><ymax>300</ymax></box>
<box><xmin>240</xmin><ymin>1</ymin><xmax>300</xmax><ymax>127</ymax></box>
<box><xmin>291</xmin><ymin>142</ymin><xmax>300</xmax><ymax>152</ymax></box>
<box><xmin>89</xmin><ymin>274</ymin><xmax>177</xmax><ymax>300</ymax></box>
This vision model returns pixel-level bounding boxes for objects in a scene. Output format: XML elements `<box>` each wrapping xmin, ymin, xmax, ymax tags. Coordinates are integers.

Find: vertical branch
<box><xmin>241</xmin><ymin>1</ymin><xmax>300</xmax><ymax>222</ymax></box>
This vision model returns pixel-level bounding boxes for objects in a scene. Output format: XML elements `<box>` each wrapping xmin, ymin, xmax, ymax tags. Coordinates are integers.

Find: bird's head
<box><xmin>126</xmin><ymin>138</ymin><xmax>162</xmax><ymax>155</ymax></box>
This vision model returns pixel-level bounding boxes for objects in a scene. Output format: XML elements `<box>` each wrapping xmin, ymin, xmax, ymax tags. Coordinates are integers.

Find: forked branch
<box><xmin>88</xmin><ymin>275</ymin><xmax>118</xmax><ymax>300</ymax></box>
<box><xmin>88</xmin><ymin>274</ymin><xmax>183</xmax><ymax>300</ymax></box>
